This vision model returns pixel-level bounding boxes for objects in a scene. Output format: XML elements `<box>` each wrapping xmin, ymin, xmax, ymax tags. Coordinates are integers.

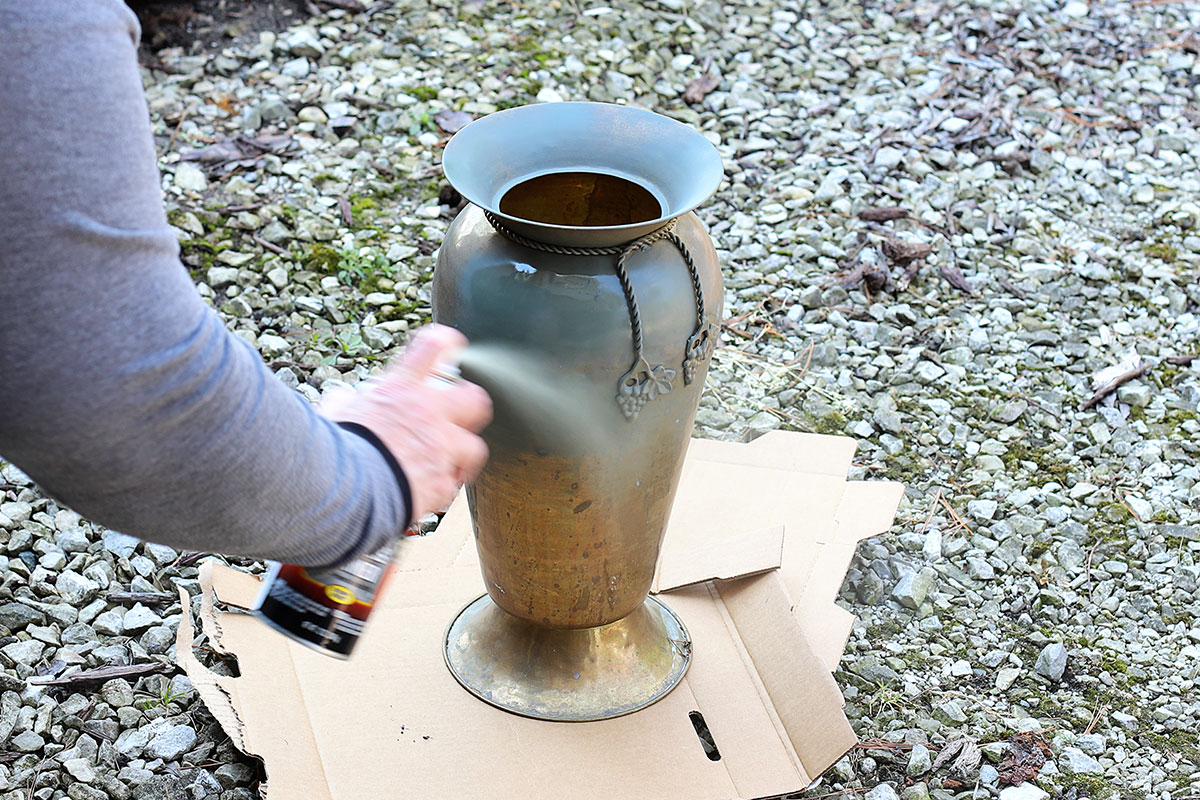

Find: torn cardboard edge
<box><xmin>179</xmin><ymin>431</ymin><xmax>904</xmax><ymax>800</ymax></box>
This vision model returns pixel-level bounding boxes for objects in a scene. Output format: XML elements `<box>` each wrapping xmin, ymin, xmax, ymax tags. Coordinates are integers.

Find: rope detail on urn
<box><xmin>482</xmin><ymin>210</ymin><xmax>714</xmax><ymax>421</ymax></box>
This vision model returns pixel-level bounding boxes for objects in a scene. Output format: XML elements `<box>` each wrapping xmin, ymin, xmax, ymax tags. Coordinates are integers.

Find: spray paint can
<box><xmin>252</xmin><ymin>540</ymin><xmax>401</xmax><ymax>659</ymax></box>
<box><xmin>252</xmin><ymin>361</ymin><xmax>463</xmax><ymax>658</ymax></box>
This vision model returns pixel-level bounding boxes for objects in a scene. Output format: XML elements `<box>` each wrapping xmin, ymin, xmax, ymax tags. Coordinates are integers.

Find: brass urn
<box><xmin>432</xmin><ymin>102</ymin><xmax>723</xmax><ymax>721</ymax></box>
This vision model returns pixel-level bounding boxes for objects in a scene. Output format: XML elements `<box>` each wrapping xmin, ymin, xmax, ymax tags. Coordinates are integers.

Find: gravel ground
<box><xmin>3</xmin><ymin>0</ymin><xmax>1200</xmax><ymax>798</ymax></box>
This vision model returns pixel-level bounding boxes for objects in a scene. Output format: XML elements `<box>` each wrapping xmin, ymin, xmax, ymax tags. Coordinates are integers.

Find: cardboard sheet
<box><xmin>179</xmin><ymin>431</ymin><xmax>903</xmax><ymax>800</ymax></box>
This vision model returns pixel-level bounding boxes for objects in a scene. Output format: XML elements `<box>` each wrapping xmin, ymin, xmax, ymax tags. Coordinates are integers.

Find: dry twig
<box><xmin>29</xmin><ymin>662</ymin><xmax>171</xmax><ymax>687</ymax></box>
<box><xmin>254</xmin><ymin>235</ymin><xmax>290</xmax><ymax>257</ymax></box>
<box><xmin>1080</xmin><ymin>361</ymin><xmax>1152</xmax><ymax>410</ymax></box>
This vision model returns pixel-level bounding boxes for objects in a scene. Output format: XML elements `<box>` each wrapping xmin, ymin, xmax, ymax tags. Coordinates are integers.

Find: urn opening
<box><xmin>498</xmin><ymin>171</ymin><xmax>664</xmax><ymax>227</ymax></box>
<box><xmin>442</xmin><ymin>101</ymin><xmax>723</xmax><ymax>246</ymax></box>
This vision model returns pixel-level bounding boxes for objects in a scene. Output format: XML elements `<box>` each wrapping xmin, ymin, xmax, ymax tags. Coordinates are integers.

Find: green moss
<box><xmin>1054</xmin><ymin>774</ymin><xmax>1115</xmax><ymax>799</ymax></box>
<box><xmin>1156</xmin><ymin>365</ymin><xmax>1182</xmax><ymax>386</ymax></box>
<box><xmin>1098</xmin><ymin>502</ymin><xmax>1133</xmax><ymax>524</ymax></box>
<box><xmin>350</xmin><ymin>196</ymin><xmax>379</xmax><ymax>215</ymax></box>
<box><xmin>1164</xmin><ymin>409</ymin><xmax>1198</xmax><ymax>427</ymax></box>
<box><xmin>1029</xmin><ymin>541</ymin><xmax>1051</xmax><ymax>558</ymax></box>
<box><xmin>999</xmin><ymin>441</ymin><xmax>1070</xmax><ymax>480</ymax></box>
<box><xmin>813</xmin><ymin>412</ymin><xmax>847</xmax><ymax>435</ymax></box>
<box><xmin>378</xmin><ymin>302</ymin><xmax>418</xmax><ymax>322</ymax></box>
<box><xmin>1144</xmin><ymin>242</ymin><xmax>1178</xmax><ymax>261</ymax></box>
<box><xmin>301</xmin><ymin>244</ymin><xmax>343</xmax><ymax>275</ymax></box>
<box><xmin>409</xmin><ymin>86</ymin><xmax>439</xmax><ymax>101</ymax></box>
<box><xmin>867</xmin><ymin>619</ymin><xmax>905</xmax><ymax>638</ymax></box>
<box><xmin>166</xmin><ymin>208</ymin><xmax>202</xmax><ymax>232</ymax></box>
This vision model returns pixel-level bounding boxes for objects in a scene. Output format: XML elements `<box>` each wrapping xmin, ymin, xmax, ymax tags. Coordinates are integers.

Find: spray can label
<box><xmin>253</xmin><ymin>543</ymin><xmax>397</xmax><ymax>659</ymax></box>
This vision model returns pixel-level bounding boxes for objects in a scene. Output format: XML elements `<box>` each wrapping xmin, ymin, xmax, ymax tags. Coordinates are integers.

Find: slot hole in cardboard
<box><xmin>689</xmin><ymin>711</ymin><xmax>722</xmax><ymax>761</ymax></box>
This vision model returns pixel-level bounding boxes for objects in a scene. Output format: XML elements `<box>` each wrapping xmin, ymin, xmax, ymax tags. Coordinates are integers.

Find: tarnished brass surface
<box><xmin>444</xmin><ymin>593</ymin><xmax>691</xmax><ymax>722</ymax></box>
<box><xmin>470</xmin><ymin>440</ymin><xmax>682</xmax><ymax>629</ymax></box>
<box><xmin>438</xmin><ymin>208</ymin><xmax>720</xmax><ymax>631</ymax></box>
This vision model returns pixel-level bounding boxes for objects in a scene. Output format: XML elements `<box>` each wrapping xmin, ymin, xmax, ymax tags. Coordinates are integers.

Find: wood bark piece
<box><xmin>106</xmin><ymin>591</ymin><xmax>177</xmax><ymax>605</ymax></box>
<box><xmin>881</xmin><ymin>236</ymin><xmax>933</xmax><ymax>264</ymax></box>
<box><xmin>858</xmin><ymin>206</ymin><xmax>909</xmax><ymax>222</ymax></box>
<box><xmin>683</xmin><ymin>73</ymin><xmax>719</xmax><ymax>104</ymax></box>
<box><xmin>28</xmin><ymin>662</ymin><xmax>171</xmax><ymax>687</ymax></box>
<box><xmin>939</xmin><ymin>263</ymin><xmax>975</xmax><ymax>295</ymax></box>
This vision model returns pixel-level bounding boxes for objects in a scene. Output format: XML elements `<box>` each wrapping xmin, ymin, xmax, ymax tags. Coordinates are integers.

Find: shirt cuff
<box><xmin>337</xmin><ymin>421</ymin><xmax>415</xmax><ymax>532</ymax></box>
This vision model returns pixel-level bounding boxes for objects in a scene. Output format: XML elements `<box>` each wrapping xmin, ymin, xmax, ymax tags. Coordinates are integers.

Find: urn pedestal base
<box><xmin>443</xmin><ymin>594</ymin><xmax>691</xmax><ymax>722</ymax></box>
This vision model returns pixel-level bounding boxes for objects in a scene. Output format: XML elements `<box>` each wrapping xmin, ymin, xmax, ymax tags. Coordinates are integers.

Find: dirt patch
<box><xmin>125</xmin><ymin>0</ymin><xmax>312</xmax><ymax>54</ymax></box>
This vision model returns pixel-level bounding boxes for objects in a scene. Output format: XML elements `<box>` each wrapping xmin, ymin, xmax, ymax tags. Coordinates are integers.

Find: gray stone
<box><xmin>852</xmin><ymin>655</ymin><xmax>900</xmax><ymax>685</ymax></box>
<box><xmin>101</xmin><ymin>678</ymin><xmax>135</xmax><ymax>708</ymax></box>
<box><xmin>933</xmin><ymin>699</ymin><xmax>968</xmax><ymax>724</ymax></box>
<box><xmin>206</xmin><ymin>267</ymin><xmax>240</xmax><ymax>289</ymax></box>
<box><xmin>173</xmin><ymin>162</ymin><xmax>207</xmax><ymax>193</ymax></box>
<box><xmin>64</xmin><ymin>757</ymin><xmax>97</xmax><ymax>783</ymax></box>
<box><xmin>967</xmin><ymin>557</ymin><xmax>995</xmax><ymax>580</ymax></box>
<box><xmin>55</xmin><ymin>570</ymin><xmax>100</xmax><ymax>605</ymax></box>
<box><xmin>814</xmin><ymin>167</ymin><xmax>849</xmax><ymax>201</ymax></box>
<box><xmin>62</xmin><ymin>622</ymin><xmax>99</xmax><ymax>645</ymax></box>
<box><xmin>1055</xmin><ymin>540</ymin><xmax>1086</xmax><ymax>572</ymax></box>
<box><xmin>144</xmin><ymin>543</ymin><xmax>178</xmax><ymax>567</ymax></box>
<box><xmin>186</xmin><ymin>769</ymin><xmax>223</xmax><ymax>797</ymax></box>
<box><xmin>258</xmin><ymin>333</ymin><xmax>290</xmax><ymax>357</ymax></box>
<box><xmin>93</xmin><ymin>608</ymin><xmax>125</xmax><ymax>636</ymax></box>
<box><xmin>906</xmin><ymin>743</ymin><xmax>932</xmax><ymax>776</ymax></box>
<box><xmin>115</xmin><ymin>726</ymin><xmax>151</xmax><ymax>757</ymax></box>
<box><xmin>741</xmin><ymin>410</ymin><xmax>782</xmax><ymax>441</ymax></box>
<box><xmin>992</xmin><ymin>400</ymin><xmax>1027</xmax><ymax>423</ymax></box>
<box><xmin>892</xmin><ymin>568</ymin><xmax>936</xmax><ymax>609</ymax></box>
<box><xmin>874</xmin><ymin>406</ymin><xmax>905</xmax><ymax>435</ymax></box>
<box><xmin>967</xmin><ymin>499</ymin><xmax>998</xmax><ymax>520</ymax></box>
<box><xmin>55</xmin><ymin>527</ymin><xmax>91</xmax><ymax>553</ymax></box>
<box><xmin>900</xmin><ymin>784</ymin><xmax>931</xmax><ymax>800</ymax></box>
<box><xmin>67</xmin><ymin>783</ymin><xmax>109</xmax><ymax>800</ymax></box>
<box><xmin>123</xmin><ymin>604</ymin><xmax>162</xmax><ymax>633</ymax></box>
<box><xmin>1074</xmin><ymin>733</ymin><xmax>1106</xmax><ymax>754</ymax></box>
<box><xmin>141</xmin><ymin>625</ymin><xmax>176</xmax><ymax>655</ymax></box>
<box><xmin>0</xmin><ymin>500</ymin><xmax>32</xmax><ymax>522</ymax></box>
<box><xmin>2</xmin><ymin>638</ymin><xmax>45</xmax><ymax>664</ymax></box>
<box><xmin>995</xmin><ymin>668</ymin><xmax>1021</xmax><ymax>691</ymax></box>
<box><xmin>1116</xmin><ymin>381</ymin><xmax>1152</xmax><ymax>407</ymax></box>
<box><xmin>1034</xmin><ymin>642</ymin><xmax>1068</xmax><ymax>681</ymax></box>
<box><xmin>864</xmin><ymin>784</ymin><xmax>900</xmax><ymax>800</ymax></box>
<box><xmin>285</xmin><ymin>28</ymin><xmax>325</xmax><ymax>58</ymax></box>
<box><xmin>0</xmin><ymin>603</ymin><xmax>45</xmax><ymax>630</ymax></box>
<box><xmin>999</xmin><ymin>785</ymin><xmax>1049</xmax><ymax>800</ymax></box>
<box><xmin>922</xmin><ymin>529</ymin><xmax>942</xmax><ymax>560</ymax></box>
<box><xmin>11</xmin><ymin>729</ymin><xmax>45</xmax><ymax>752</ymax></box>
<box><xmin>361</xmin><ymin>325</ymin><xmax>394</xmax><ymax>350</ymax></box>
<box><xmin>146</xmin><ymin>724</ymin><xmax>198</xmax><ymax>760</ymax></box>
<box><xmin>1060</xmin><ymin>747</ymin><xmax>1103</xmax><ymax>774</ymax></box>
<box><xmin>215</xmin><ymin>762</ymin><xmax>256</xmax><ymax>788</ymax></box>
<box><xmin>0</xmin><ymin>690</ymin><xmax>19</xmax><ymax>744</ymax></box>
<box><xmin>101</xmin><ymin>530</ymin><xmax>140</xmax><ymax>558</ymax></box>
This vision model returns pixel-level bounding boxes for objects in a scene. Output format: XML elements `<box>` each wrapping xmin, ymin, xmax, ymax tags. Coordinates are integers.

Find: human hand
<box><xmin>319</xmin><ymin>324</ymin><xmax>492</xmax><ymax>521</ymax></box>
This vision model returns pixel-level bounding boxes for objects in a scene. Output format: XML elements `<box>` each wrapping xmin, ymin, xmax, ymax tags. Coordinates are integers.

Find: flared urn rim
<box><xmin>442</xmin><ymin>101</ymin><xmax>724</xmax><ymax>246</ymax></box>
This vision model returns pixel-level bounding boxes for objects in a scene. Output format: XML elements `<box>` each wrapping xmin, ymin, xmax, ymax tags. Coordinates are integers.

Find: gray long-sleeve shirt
<box><xmin>0</xmin><ymin>1</ymin><xmax>408</xmax><ymax>566</ymax></box>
